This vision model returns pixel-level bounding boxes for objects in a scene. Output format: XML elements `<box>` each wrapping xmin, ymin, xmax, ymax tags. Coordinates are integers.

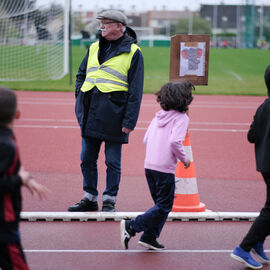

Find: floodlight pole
<box><xmin>64</xmin><ymin>0</ymin><xmax>69</xmax><ymax>79</ymax></box>
<box><xmin>188</xmin><ymin>10</ymin><xmax>193</xmax><ymax>34</ymax></box>
<box><xmin>213</xmin><ymin>5</ymin><xmax>217</xmax><ymax>48</ymax></box>
<box><xmin>69</xmin><ymin>0</ymin><xmax>72</xmax><ymax>85</ymax></box>
<box><xmin>259</xmin><ymin>4</ymin><xmax>264</xmax><ymax>40</ymax></box>
<box><xmin>245</xmin><ymin>0</ymin><xmax>255</xmax><ymax>48</ymax></box>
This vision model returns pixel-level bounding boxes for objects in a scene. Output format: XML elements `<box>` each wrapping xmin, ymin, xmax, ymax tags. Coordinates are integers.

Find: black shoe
<box><xmin>102</xmin><ymin>200</ymin><xmax>115</xmax><ymax>212</ymax></box>
<box><xmin>120</xmin><ymin>219</ymin><xmax>136</xmax><ymax>249</ymax></box>
<box><xmin>68</xmin><ymin>198</ymin><xmax>98</xmax><ymax>212</ymax></box>
<box><xmin>138</xmin><ymin>237</ymin><xmax>165</xmax><ymax>250</ymax></box>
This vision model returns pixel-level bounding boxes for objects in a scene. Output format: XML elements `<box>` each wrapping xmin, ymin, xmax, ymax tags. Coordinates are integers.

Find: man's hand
<box><xmin>122</xmin><ymin>127</ymin><xmax>133</xmax><ymax>134</ymax></box>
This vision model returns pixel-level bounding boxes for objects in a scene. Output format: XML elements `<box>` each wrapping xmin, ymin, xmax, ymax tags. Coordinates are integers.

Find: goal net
<box><xmin>0</xmin><ymin>0</ymin><xmax>69</xmax><ymax>81</ymax></box>
<box><xmin>132</xmin><ymin>27</ymin><xmax>154</xmax><ymax>47</ymax></box>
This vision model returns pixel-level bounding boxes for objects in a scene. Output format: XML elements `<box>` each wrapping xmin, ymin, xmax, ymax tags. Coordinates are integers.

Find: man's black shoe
<box><xmin>68</xmin><ymin>198</ymin><xmax>98</xmax><ymax>212</ymax></box>
<box><xmin>102</xmin><ymin>200</ymin><xmax>115</xmax><ymax>212</ymax></box>
<box><xmin>138</xmin><ymin>237</ymin><xmax>165</xmax><ymax>250</ymax></box>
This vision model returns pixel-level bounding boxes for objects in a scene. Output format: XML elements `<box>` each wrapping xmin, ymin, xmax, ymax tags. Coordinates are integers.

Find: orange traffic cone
<box><xmin>172</xmin><ymin>131</ymin><xmax>206</xmax><ymax>212</ymax></box>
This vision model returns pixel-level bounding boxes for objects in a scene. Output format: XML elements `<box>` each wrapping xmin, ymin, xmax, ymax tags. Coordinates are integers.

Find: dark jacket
<box><xmin>0</xmin><ymin>126</ymin><xmax>22</xmax><ymax>243</ymax></box>
<box><xmin>247</xmin><ymin>65</ymin><xmax>270</xmax><ymax>172</ymax></box>
<box><xmin>75</xmin><ymin>27</ymin><xmax>144</xmax><ymax>143</ymax></box>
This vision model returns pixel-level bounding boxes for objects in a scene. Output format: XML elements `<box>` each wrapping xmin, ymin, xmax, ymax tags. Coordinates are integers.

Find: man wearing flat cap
<box><xmin>69</xmin><ymin>10</ymin><xmax>144</xmax><ymax>212</ymax></box>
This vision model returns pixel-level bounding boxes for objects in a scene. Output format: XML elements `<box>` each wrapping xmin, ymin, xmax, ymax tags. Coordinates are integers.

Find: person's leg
<box><xmin>131</xmin><ymin>170</ymin><xmax>175</xmax><ymax>244</ymax></box>
<box><xmin>68</xmin><ymin>136</ymin><xmax>102</xmax><ymax>211</ymax></box>
<box><xmin>231</xmin><ymin>172</ymin><xmax>270</xmax><ymax>268</ymax></box>
<box><xmin>102</xmin><ymin>141</ymin><xmax>122</xmax><ymax>211</ymax></box>
<box><xmin>240</xmin><ymin>172</ymin><xmax>270</xmax><ymax>251</ymax></box>
<box><xmin>0</xmin><ymin>242</ymin><xmax>29</xmax><ymax>270</ymax></box>
<box><xmin>80</xmin><ymin>136</ymin><xmax>102</xmax><ymax>199</ymax></box>
<box><xmin>120</xmin><ymin>169</ymin><xmax>175</xmax><ymax>250</ymax></box>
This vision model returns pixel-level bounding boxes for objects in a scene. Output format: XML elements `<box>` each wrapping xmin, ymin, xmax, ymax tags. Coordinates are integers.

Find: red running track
<box><xmin>16</xmin><ymin>91</ymin><xmax>266</xmax><ymax>212</ymax></box>
<box><xmin>21</xmin><ymin>221</ymin><xmax>270</xmax><ymax>270</ymax></box>
<box><xmin>13</xmin><ymin>91</ymin><xmax>270</xmax><ymax>270</ymax></box>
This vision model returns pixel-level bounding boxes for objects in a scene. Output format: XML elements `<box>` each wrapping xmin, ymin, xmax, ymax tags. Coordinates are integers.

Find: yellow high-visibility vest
<box><xmin>81</xmin><ymin>41</ymin><xmax>140</xmax><ymax>93</ymax></box>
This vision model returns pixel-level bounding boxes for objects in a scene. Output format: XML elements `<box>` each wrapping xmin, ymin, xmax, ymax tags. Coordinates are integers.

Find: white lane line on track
<box><xmin>18</xmin><ymin>100</ymin><xmax>260</xmax><ymax>109</ymax></box>
<box><xmin>18</xmin><ymin>97</ymin><xmax>261</xmax><ymax>106</ymax></box>
<box><xmin>19</xmin><ymin>118</ymin><xmax>77</xmax><ymax>122</ymax></box>
<box><xmin>189</xmin><ymin>128</ymin><xmax>247</xmax><ymax>133</ymax></box>
<box><xmin>18</xmin><ymin>102</ymin><xmax>257</xmax><ymax>109</ymax></box>
<box><xmin>191</xmin><ymin>122</ymin><xmax>250</xmax><ymax>126</ymax></box>
<box><xmin>19</xmin><ymin>119</ymin><xmax>250</xmax><ymax>126</ymax></box>
<box><xmin>192</xmin><ymin>101</ymin><xmax>259</xmax><ymax>105</ymax></box>
<box><xmin>14</xmin><ymin>125</ymin><xmax>248</xmax><ymax>132</ymax></box>
<box><xmin>19</xmin><ymin>101</ymin><xmax>74</xmax><ymax>105</ymax></box>
<box><xmin>18</xmin><ymin>97</ymin><xmax>257</xmax><ymax>104</ymax></box>
<box><xmin>24</xmin><ymin>249</ymin><xmax>270</xmax><ymax>253</ymax></box>
<box><xmin>135</xmin><ymin>128</ymin><xmax>248</xmax><ymax>133</ymax></box>
<box><xmin>15</xmin><ymin>125</ymin><xmax>78</xmax><ymax>129</ymax></box>
<box><xmin>15</xmin><ymin>118</ymin><xmax>250</xmax><ymax>132</ymax></box>
<box><xmin>142</xmin><ymin>104</ymin><xmax>258</xmax><ymax>109</ymax></box>
<box><xmin>24</xmin><ymin>249</ymin><xmax>237</xmax><ymax>253</ymax></box>
<box><xmin>18</xmin><ymin>98</ymin><xmax>74</xmax><ymax>101</ymax></box>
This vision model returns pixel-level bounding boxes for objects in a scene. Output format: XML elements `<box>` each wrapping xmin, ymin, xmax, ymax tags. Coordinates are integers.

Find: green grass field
<box><xmin>1</xmin><ymin>46</ymin><xmax>269</xmax><ymax>95</ymax></box>
<box><xmin>0</xmin><ymin>44</ymin><xmax>65</xmax><ymax>80</ymax></box>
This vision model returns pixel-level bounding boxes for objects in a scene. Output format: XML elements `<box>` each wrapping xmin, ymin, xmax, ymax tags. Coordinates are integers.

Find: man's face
<box><xmin>99</xmin><ymin>19</ymin><xmax>123</xmax><ymax>40</ymax></box>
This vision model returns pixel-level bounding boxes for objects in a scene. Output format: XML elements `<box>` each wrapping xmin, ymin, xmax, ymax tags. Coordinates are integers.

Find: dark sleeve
<box><xmin>75</xmin><ymin>49</ymin><xmax>89</xmax><ymax>98</ymax></box>
<box><xmin>247</xmin><ymin>120</ymin><xmax>255</xmax><ymax>143</ymax></box>
<box><xmin>0</xmin><ymin>143</ymin><xmax>22</xmax><ymax>194</ymax></box>
<box><xmin>122</xmin><ymin>49</ymin><xmax>144</xmax><ymax>130</ymax></box>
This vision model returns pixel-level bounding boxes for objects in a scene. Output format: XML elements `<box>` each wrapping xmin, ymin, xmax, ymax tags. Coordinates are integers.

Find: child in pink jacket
<box><xmin>121</xmin><ymin>81</ymin><xmax>194</xmax><ymax>250</ymax></box>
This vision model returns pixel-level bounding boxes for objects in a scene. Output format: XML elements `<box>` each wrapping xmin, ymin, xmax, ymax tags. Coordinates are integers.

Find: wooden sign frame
<box><xmin>170</xmin><ymin>34</ymin><xmax>210</xmax><ymax>85</ymax></box>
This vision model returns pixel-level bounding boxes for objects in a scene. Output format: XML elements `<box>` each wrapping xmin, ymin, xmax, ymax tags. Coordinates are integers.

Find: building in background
<box><xmin>145</xmin><ymin>10</ymin><xmax>191</xmax><ymax>35</ymax></box>
<box><xmin>200</xmin><ymin>4</ymin><xmax>270</xmax><ymax>48</ymax></box>
<box><xmin>72</xmin><ymin>4</ymin><xmax>270</xmax><ymax>48</ymax></box>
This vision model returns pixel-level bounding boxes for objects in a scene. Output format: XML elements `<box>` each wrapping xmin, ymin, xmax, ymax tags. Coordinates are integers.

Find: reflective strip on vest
<box><xmin>87</xmin><ymin>65</ymin><xmax>128</xmax><ymax>83</ymax></box>
<box><xmin>80</xmin><ymin>42</ymin><xmax>140</xmax><ymax>93</ymax></box>
<box><xmin>85</xmin><ymin>77</ymin><xmax>128</xmax><ymax>88</ymax></box>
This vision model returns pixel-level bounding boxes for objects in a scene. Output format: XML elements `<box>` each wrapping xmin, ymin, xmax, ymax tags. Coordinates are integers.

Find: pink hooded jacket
<box><xmin>143</xmin><ymin>109</ymin><xmax>189</xmax><ymax>174</ymax></box>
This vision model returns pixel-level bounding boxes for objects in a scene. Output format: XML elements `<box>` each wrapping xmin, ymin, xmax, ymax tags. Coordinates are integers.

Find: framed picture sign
<box><xmin>170</xmin><ymin>34</ymin><xmax>210</xmax><ymax>85</ymax></box>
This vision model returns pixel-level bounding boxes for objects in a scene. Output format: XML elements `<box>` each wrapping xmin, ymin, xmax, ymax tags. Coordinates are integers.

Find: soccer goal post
<box><xmin>132</xmin><ymin>27</ymin><xmax>154</xmax><ymax>47</ymax></box>
<box><xmin>0</xmin><ymin>0</ymin><xmax>69</xmax><ymax>81</ymax></box>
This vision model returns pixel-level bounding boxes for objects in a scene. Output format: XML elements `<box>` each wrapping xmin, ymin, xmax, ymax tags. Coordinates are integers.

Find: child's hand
<box><xmin>19</xmin><ymin>166</ymin><xmax>31</xmax><ymax>183</ymax></box>
<box><xmin>24</xmin><ymin>179</ymin><xmax>50</xmax><ymax>200</ymax></box>
<box><xmin>19</xmin><ymin>167</ymin><xmax>50</xmax><ymax>200</ymax></box>
<box><xmin>183</xmin><ymin>158</ymin><xmax>191</xmax><ymax>169</ymax></box>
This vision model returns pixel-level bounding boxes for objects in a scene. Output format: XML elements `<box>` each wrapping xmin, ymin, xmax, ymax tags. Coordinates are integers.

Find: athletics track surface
<box><xmin>14</xmin><ymin>91</ymin><xmax>270</xmax><ymax>270</ymax></box>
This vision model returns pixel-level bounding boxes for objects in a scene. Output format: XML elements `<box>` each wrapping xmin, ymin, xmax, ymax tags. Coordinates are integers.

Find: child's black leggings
<box><xmin>240</xmin><ymin>172</ymin><xmax>270</xmax><ymax>251</ymax></box>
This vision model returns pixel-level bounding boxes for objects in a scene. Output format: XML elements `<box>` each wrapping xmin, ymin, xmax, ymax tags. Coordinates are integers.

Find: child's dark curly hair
<box><xmin>155</xmin><ymin>81</ymin><xmax>195</xmax><ymax>112</ymax></box>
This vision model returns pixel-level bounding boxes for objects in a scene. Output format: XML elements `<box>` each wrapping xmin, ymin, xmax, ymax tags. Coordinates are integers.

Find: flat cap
<box><xmin>96</xmin><ymin>10</ymin><xmax>128</xmax><ymax>25</ymax></box>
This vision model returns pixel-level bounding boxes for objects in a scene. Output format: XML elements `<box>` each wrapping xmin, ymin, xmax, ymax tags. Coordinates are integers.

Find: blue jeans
<box><xmin>80</xmin><ymin>136</ymin><xmax>122</xmax><ymax>202</ymax></box>
<box><xmin>130</xmin><ymin>169</ymin><xmax>175</xmax><ymax>240</ymax></box>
